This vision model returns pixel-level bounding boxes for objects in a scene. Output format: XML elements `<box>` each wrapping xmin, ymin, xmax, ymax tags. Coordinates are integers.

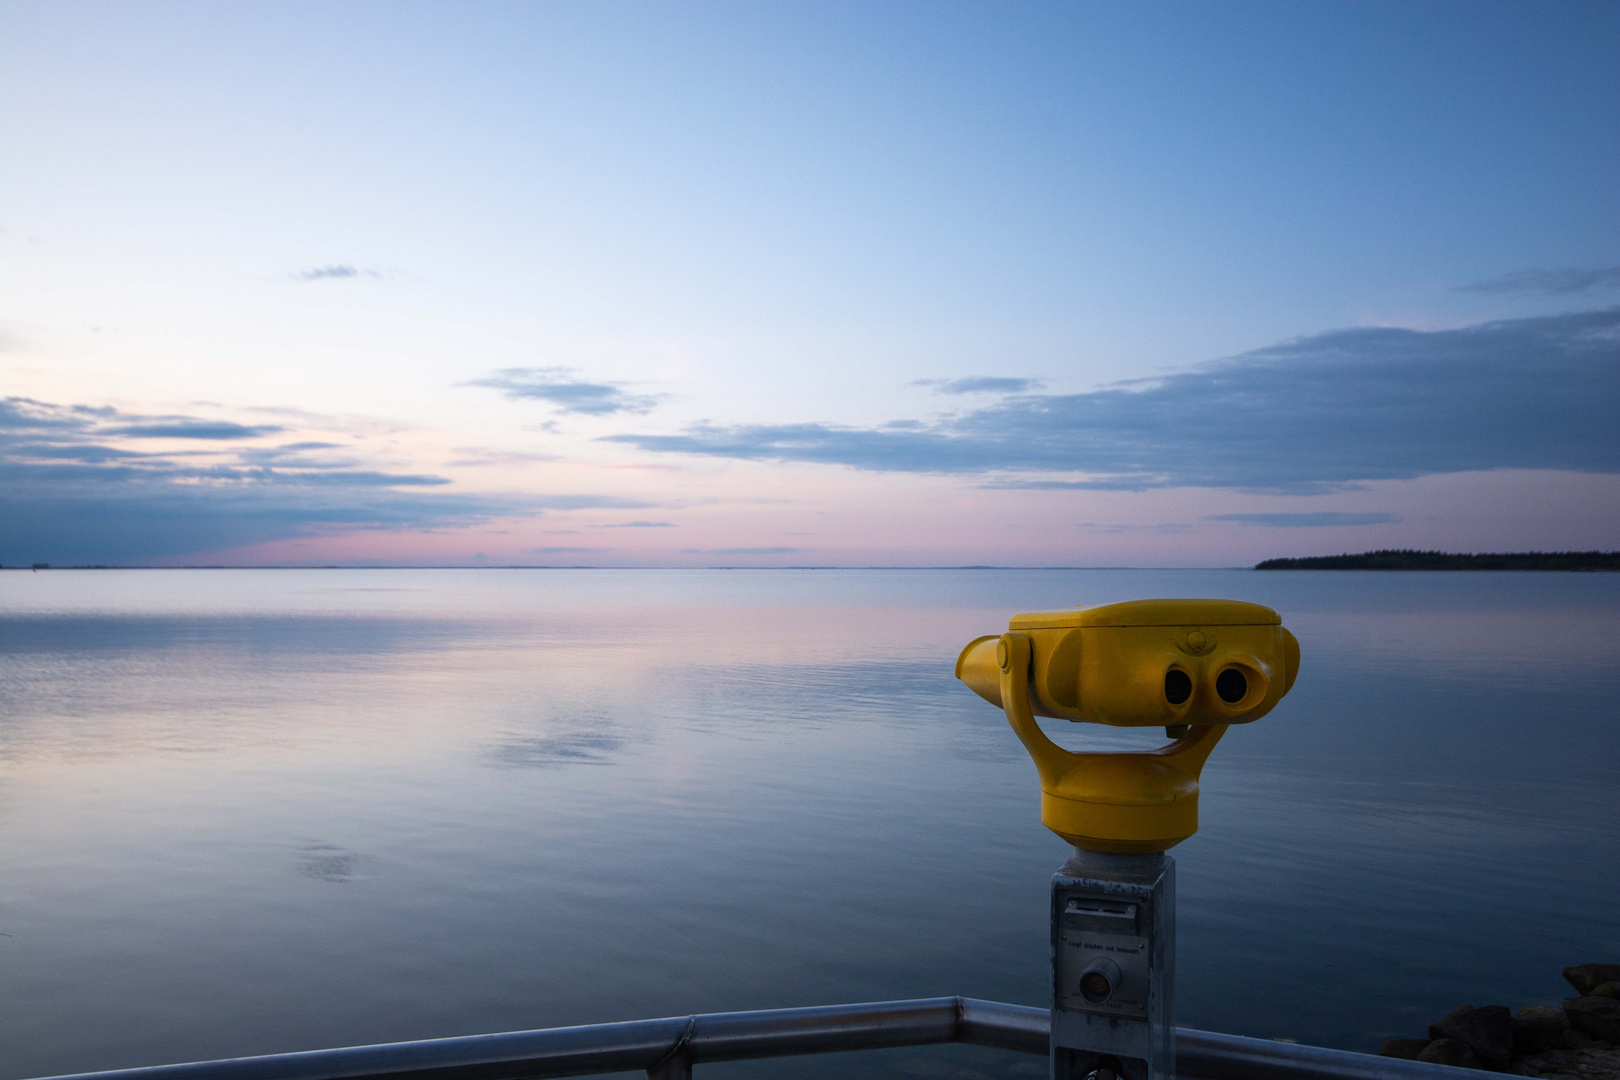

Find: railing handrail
<box><xmin>21</xmin><ymin>996</ymin><xmax>1472</xmax><ymax>1080</ymax></box>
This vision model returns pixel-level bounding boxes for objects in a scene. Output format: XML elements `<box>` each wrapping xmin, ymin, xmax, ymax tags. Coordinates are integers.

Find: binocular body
<box><xmin>957</xmin><ymin>599</ymin><xmax>1299</xmax><ymax>852</ymax></box>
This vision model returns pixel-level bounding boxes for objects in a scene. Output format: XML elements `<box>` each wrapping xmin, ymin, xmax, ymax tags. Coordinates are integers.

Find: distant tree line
<box><xmin>1255</xmin><ymin>549</ymin><xmax>1620</xmax><ymax>571</ymax></box>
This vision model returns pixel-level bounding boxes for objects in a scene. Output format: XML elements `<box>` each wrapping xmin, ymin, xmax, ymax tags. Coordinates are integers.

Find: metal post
<box><xmin>645</xmin><ymin>1016</ymin><xmax>694</xmax><ymax>1080</ymax></box>
<box><xmin>644</xmin><ymin>1053</ymin><xmax>690</xmax><ymax>1080</ymax></box>
<box><xmin>1050</xmin><ymin>848</ymin><xmax>1175</xmax><ymax>1080</ymax></box>
<box><xmin>15</xmin><ymin>998</ymin><xmax>1483</xmax><ymax>1080</ymax></box>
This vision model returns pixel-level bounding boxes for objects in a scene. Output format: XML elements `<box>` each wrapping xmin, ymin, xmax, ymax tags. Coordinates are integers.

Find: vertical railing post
<box><xmin>645</xmin><ymin>1052</ymin><xmax>691</xmax><ymax>1080</ymax></box>
<box><xmin>646</xmin><ymin>1016</ymin><xmax>695</xmax><ymax>1080</ymax></box>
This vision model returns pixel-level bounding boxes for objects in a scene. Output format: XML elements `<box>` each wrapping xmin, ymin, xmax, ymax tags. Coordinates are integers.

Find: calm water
<box><xmin>2</xmin><ymin>569</ymin><xmax>1617</xmax><ymax>1080</ymax></box>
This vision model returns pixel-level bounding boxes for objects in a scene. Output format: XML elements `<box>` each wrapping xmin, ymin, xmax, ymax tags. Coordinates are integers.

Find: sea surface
<box><xmin>2</xmin><ymin>568</ymin><xmax>1617</xmax><ymax>1080</ymax></box>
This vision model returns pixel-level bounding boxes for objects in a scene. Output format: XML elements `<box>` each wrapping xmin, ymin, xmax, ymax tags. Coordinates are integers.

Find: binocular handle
<box><xmin>995</xmin><ymin>632</ymin><xmax>1226</xmax><ymax>789</ymax></box>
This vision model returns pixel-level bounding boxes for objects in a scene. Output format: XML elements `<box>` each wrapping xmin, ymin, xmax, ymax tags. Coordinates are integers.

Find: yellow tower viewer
<box><xmin>957</xmin><ymin>599</ymin><xmax>1299</xmax><ymax>853</ymax></box>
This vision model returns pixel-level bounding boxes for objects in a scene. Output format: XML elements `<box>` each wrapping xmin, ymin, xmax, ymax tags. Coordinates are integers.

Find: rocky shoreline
<box><xmin>1380</xmin><ymin>964</ymin><xmax>1619</xmax><ymax>1078</ymax></box>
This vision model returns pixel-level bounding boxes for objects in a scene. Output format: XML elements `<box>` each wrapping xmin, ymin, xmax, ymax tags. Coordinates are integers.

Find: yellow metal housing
<box><xmin>955</xmin><ymin>598</ymin><xmax>1299</xmax><ymax>853</ymax></box>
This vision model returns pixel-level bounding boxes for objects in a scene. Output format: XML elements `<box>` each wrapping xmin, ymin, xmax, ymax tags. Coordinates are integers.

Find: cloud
<box><xmin>445</xmin><ymin>447</ymin><xmax>560</xmax><ymax>467</ymax></box>
<box><xmin>527</xmin><ymin>495</ymin><xmax>653</xmax><ymax>510</ymax></box>
<box><xmin>593</xmin><ymin>520</ymin><xmax>675</xmax><ymax>528</ymax></box>
<box><xmin>530</xmin><ymin>546</ymin><xmax>607</xmax><ymax>554</ymax></box>
<box><xmin>1075</xmin><ymin>521</ymin><xmax>1193</xmax><ymax>534</ymax></box>
<box><xmin>1461</xmin><ymin>267</ymin><xmax>1620</xmax><ymax>296</ymax></box>
<box><xmin>6</xmin><ymin>443</ymin><xmax>146</xmax><ymax>462</ymax></box>
<box><xmin>680</xmin><ymin>546</ymin><xmax>799</xmax><ymax>555</ymax></box>
<box><xmin>465</xmin><ymin>367</ymin><xmax>663</xmax><ymax>416</ymax></box>
<box><xmin>105</xmin><ymin>421</ymin><xmax>283</xmax><ymax>440</ymax></box>
<box><xmin>605</xmin><ymin>308</ymin><xmax>1620</xmax><ymax>493</ymax></box>
<box><xmin>1204</xmin><ymin>512</ymin><xmax>1398</xmax><ymax>527</ymax></box>
<box><xmin>259</xmin><ymin>470</ymin><xmax>451</xmax><ymax>487</ymax></box>
<box><xmin>0</xmin><ymin>396</ymin><xmax>649</xmax><ymax>563</ymax></box>
<box><xmin>295</xmin><ymin>265</ymin><xmax>380</xmax><ymax>282</ymax></box>
<box><xmin>916</xmin><ymin>376</ymin><xmax>1044</xmax><ymax>394</ymax></box>
<box><xmin>1</xmin><ymin>484</ymin><xmax>524</xmax><ymax>565</ymax></box>
<box><xmin>0</xmin><ymin>397</ymin><xmax>112</xmax><ymax>428</ymax></box>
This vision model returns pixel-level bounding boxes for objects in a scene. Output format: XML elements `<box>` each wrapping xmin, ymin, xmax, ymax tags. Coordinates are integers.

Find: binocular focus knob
<box><xmin>1079</xmin><ymin>956</ymin><xmax>1124</xmax><ymax>1004</ymax></box>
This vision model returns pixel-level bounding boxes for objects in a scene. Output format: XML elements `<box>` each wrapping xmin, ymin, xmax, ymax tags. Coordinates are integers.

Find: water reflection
<box><xmin>295</xmin><ymin>843</ymin><xmax>371</xmax><ymax>883</ymax></box>
<box><xmin>487</xmin><ymin>725</ymin><xmax>629</xmax><ymax>768</ymax></box>
<box><xmin>0</xmin><ymin>569</ymin><xmax>1616</xmax><ymax>1080</ymax></box>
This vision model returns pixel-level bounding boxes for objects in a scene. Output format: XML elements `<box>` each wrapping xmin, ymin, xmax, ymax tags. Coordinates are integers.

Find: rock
<box><xmin>1383</xmin><ymin>1039</ymin><xmax>1433</xmax><ymax>1059</ymax></box>
<box><xmin>1542</xmin><ymin>1044</ymin><xmax>1620</xmax><ymax>1080</ymax></box>
<box><xmin>1565</xmin><ymin>966</ymin><xmax>1620</xmax><ymax>997</ymax></box>
<box><xmin>1421</xmin><ymin>1038</ymin><xmax>1485</xmax><ymax>1069</ymax></box>
<box><xmin>1512</xmin><ymin>1049</ymin><xmax>1575</xmax><ymax>1077</ymax></box>
<box><xmin>1573</xmin><ymin>1045</ymin><xmax>1620</xmax><ymax>1080</ymax></box>
<box><xmin>1594</xmin><ymin>984</ymin><xmax>1620</xmax><ymax>1000</ymax></box>
<box><xmin>1517</xmin><ymin>1007</ymin><xmax>1575</xmax><ymax>1055</ymax></box>
<box><xmin>1431</xmin><ymin>1004</ymin><xmax>1514</xmax><ymax>1069</ymax></box>
<box><xmin>1564</xmin><ymin>995</ymin><xmax>1620</xmax><ymax>1044</ymax></box>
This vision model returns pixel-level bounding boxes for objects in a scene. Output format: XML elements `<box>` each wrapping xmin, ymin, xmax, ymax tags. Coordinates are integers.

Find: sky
<box><xmin>2</xmin><ymin>0</ymin><xmax>1618</xmax><ymax>567</ymax></box>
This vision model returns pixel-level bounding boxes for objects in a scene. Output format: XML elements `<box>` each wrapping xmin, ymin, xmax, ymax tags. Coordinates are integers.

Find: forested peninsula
<box><xmin>1254</xmin><ymin>550</ymin><xmax>1620</xmax><ymax>571</ymax></box>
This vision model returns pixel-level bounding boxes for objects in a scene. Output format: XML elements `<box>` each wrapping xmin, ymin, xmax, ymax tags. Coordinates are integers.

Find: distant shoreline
<box><xmin>2</xmin><ymin>563</ymin><xmax>1225</xmax><ymax>571</ymax></box>
<box><xmin>1256</xmin><ymin>549</ymin><xmax>1620</xmax><ymax>571</ymax></box>
<box><xmin>6</xmin><ymin>553</ymin><xmax>1619</xmax><ymax>571</ymax></box>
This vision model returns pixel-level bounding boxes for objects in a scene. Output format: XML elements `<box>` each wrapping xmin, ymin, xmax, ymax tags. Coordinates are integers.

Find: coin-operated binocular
<box><xmin>957</xmin><ymin>599</ymin><xmax>1299</xmax><ymax>1080</ymax></box>
<box><xmin>957</xmin><ymin>598</ymin><xmax>1299</xmax><ymax>853</ymax></box>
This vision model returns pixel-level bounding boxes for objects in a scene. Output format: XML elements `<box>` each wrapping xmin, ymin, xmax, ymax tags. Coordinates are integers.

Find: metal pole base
<box><xmin>1050</xmin><ymin>849</ymin><xmax>1175</xmax><ymax>1080</ymax></box>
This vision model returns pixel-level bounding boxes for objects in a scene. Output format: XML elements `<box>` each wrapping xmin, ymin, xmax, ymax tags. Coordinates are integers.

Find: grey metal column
<box><xmin>644</xmin><ymin>1017</ymin><xmax>694</xmax><ymax>1080</ymax></box>
<box><xmin>1050</xmin><ymin>849</ymin><xmax>1175</xmax><ymax>1080</ymax></box>
<box><xmin>643</xmin><ymin>1053</ymin><xmax>690</xmax><ymax>1080</ymax></box>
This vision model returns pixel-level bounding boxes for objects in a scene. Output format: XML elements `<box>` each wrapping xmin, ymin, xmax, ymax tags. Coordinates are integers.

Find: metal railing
<box><xmin>27</xmin><ymin>997</ymin><xmax>1471</xmax><ymax>1080</ymax></box>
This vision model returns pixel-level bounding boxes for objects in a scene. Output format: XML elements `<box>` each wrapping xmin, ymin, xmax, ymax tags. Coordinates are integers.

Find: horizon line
<box><xmin>3</xmin><ymin>563</ymin><xmax>1257</xmax><ymax>571</ymax></box>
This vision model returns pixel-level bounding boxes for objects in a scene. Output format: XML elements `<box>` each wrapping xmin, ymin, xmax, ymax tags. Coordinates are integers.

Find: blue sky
<box><xmin>2</xmin><ymin>1</ymin><xmax>1617</xmax><ymax>565</ymax></box>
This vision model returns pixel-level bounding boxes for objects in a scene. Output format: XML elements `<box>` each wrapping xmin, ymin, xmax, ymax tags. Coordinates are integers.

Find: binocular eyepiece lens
<box><xmin>1164</xmin><ymin>669</ymin><xmax>1192</xmax><ymax>705</ymax></box>
<box><xmin>1169</xmin><ymin>666</ymin><xmax>1251</xmax><ymax>704</ymax></box>
<box><xmin>1216</xmin><ymin>667</ymin><xmax>1248</xmax><ymax>703</ymax></box>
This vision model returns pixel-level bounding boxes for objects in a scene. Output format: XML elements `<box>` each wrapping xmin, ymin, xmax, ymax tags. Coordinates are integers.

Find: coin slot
<box><xmin>1065</xmin><ymin>900</ymin><xmax>1137</xmax><ymax>919</ymax></box>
